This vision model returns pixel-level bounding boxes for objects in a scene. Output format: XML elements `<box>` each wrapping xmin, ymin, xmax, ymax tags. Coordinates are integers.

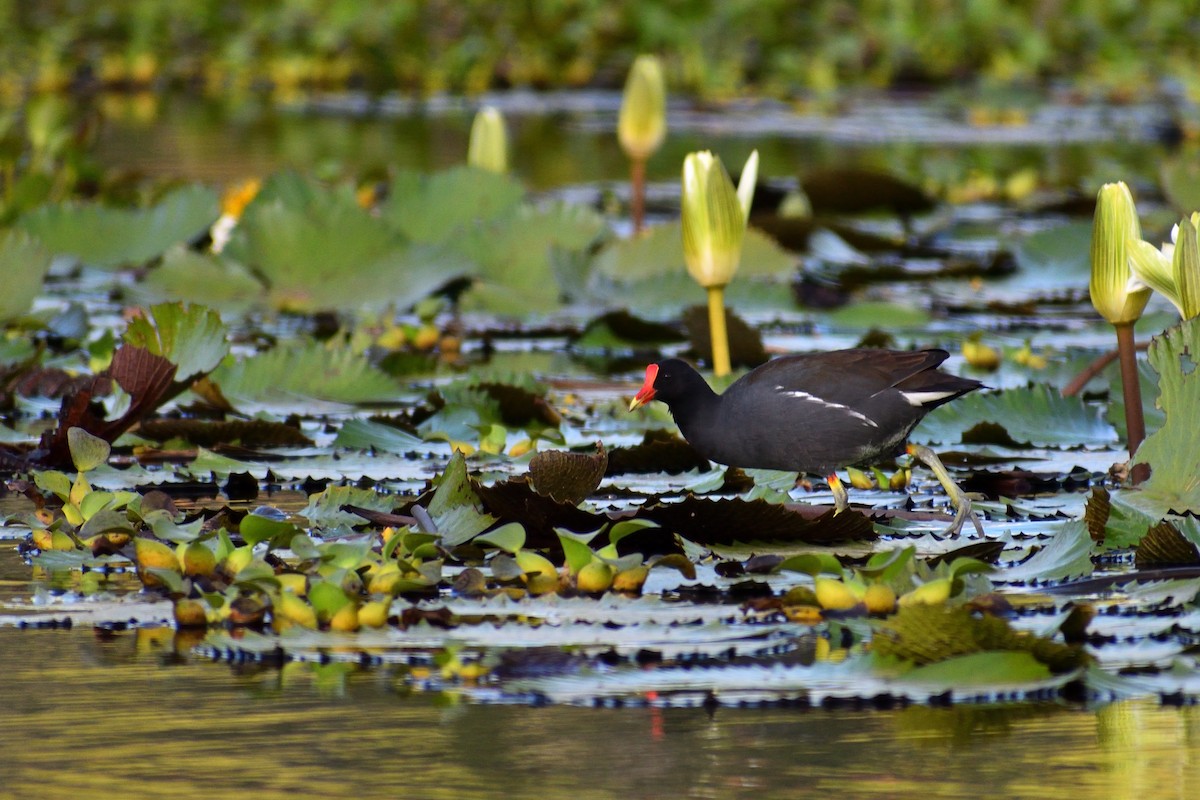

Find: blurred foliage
<box><xmin>0</xmin><ymin>1</ymin><xmax>1197</xmax><ymax>99</ymax></box>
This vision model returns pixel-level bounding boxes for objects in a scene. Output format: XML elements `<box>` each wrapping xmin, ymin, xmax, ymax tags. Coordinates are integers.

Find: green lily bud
<box><xmin>681</xmin><ymin>150</ymin><xmax>757</xmax><ymax>288</ymax></box>
<box><xmin>1128</xmin><ymin>211</ymin><xmax>1200</xmax><ymax>319</ymax></box>
<box><xmin>618</xmin><ymin>55</ymin><xmax>666</xmax><ymax>161</ymax></box>
<box><xmin>467</xmin><ymin>106</ymin><xmax>507</xmax><ymax>174</ymax></box>
<box><xmin>1090</xmin><ymin>181</ymin><xmax>1150</xmax><ymax>325</ymax></box>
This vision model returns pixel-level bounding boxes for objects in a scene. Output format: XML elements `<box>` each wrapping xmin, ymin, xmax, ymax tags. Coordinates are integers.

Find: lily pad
<box><xmin>211</xmin><ymin>341</ymin><xmax>400</xmax><ymax>405</ymax></box>
<box><xmin>915</xmin><ymin>384</ymin><xmax>1118</xmax><ymax>448</ymax></box>
<box><xmin>0</xmin><ymin>229</ymin><xmax>52</xmax><ymax>321</ymax></box>
<box><xmin>1132</xmin><ymin>317</ymin><xmax>1200</xmax><ymax>514</ymax></box>
<box><xmin>21</xmin><ymin>184</ymin><xmax>219</xmax><ymax>269</ymax></box>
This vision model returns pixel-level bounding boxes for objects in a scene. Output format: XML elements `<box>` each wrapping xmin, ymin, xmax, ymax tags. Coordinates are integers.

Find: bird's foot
<box><xmin>905</xmin><ymin>444</ymin><xmax>984</xmax><ymax>537</ymax></box>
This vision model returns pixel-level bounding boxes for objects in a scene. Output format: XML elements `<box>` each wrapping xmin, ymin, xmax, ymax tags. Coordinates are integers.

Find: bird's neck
<box><xmin>668</xmin><ymin>383</ymin><xmax>722</xmax><ymax>444</ymax></box>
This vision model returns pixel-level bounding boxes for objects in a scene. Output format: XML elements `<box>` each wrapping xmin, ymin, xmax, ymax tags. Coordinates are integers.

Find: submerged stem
<box><xmin>707</xmin><ymin>285</ymin><xmax>731</xmax><ymax>377</ymax></box>
<box><xmin>1115</xmin><ymin>322</ymin><xmax>1148</xmax><ymax>485</ymax></box>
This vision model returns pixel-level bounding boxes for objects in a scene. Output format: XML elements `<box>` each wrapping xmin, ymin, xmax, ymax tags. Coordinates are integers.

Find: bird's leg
<box><xmin>906</xmin><ymin>444</ymin><xmax>984</xmax><ymax>536</ymax></box>
<box><xmin>826</xmin><ymin>473</ymin><xmax>849</xmax><ymax>514</ymax></box>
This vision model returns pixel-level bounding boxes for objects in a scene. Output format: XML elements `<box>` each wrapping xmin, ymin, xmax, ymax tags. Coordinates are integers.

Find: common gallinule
<box><xmin>629</xmin><ymin>349</ymin><xmax>983</xmax><ymax>534</ymax></box>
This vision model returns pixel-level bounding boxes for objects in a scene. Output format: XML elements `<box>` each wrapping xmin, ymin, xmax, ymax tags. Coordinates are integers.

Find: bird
<box><xmin>628</xmin><ymin>349</ymin><xmax>983</xmax><ymax>534</ymax></box>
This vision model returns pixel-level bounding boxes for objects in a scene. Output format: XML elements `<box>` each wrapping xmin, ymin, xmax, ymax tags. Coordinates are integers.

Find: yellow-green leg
<box><xmin>906</xmin><ymin>444</ymin><xmax>983</xmax><ymax>536</ymax></box>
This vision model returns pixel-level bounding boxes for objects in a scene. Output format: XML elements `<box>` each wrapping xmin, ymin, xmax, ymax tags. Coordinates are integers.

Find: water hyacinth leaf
<box><xmin>333</xmin><ymin>419</ymin><xmax>424</xmax><ymax>453</ymax></box>
<box><xmin>0</xmin><ymin>229</ymin><xmax>52</xmax><ymax>321</ymax></box>
<box><xmin>211</xmin><ymin>341</ymin><xmax>400</xmax><ymax>405</ymax></box>
<box><xmin>996</xmin><ymin>520</ymin><xmax>1094</xmax><ymax>583</ymax></box>
<box><xmin>123</xmin><ymin>302</ymin><xmax>230</xmax><ymax>383</ymax></box>
<box><xmin>914</xmin><ymin>384</ymin><xmax>1118</xmax><ymax>448</ymax></box>
<box><xmin>240</xmin><ymin>510</ymin><xmax>301</xmax><ymax>547</ymax></box>
<box><xmin>20</xmin><ymin>184</ymin><xmax>220</xmax><ymax>269</ymax></box>
<box><xmin>476</xmin><ymin>522</ymin><xmax>526</xmax><ymax>554</ymax></box>
<box><xmin>778</xmin><ymin>552</ymin><xmax>845</xmax><ymax>576</ymax></box>
<box><xmin>1132</xmin><ymin>317</ymin><xmax>1200</xmax><ymax>513</ymax></box>
<box><xmin>77</xmin><ymin>508</ymin><xmax>136</xmax><ymax>539</ymax></box>
<box><xmin>557</xmin><ymin>529</ymin><xmax>598</xmax><ymax>574</ymax></box>
<box><xmin>898</xmin><ymin>651</ymin><xmax>1053</xmax><ymax>687</ymax></box>
<box><xmin>859</xmin><ymin>546</ymin><xmax>916</xmax><ymax>580</ymax></box>
<box><xmin>67</xmin><ymin>427</ymin><xmax>111</xmax><ymax>472</ymax></box>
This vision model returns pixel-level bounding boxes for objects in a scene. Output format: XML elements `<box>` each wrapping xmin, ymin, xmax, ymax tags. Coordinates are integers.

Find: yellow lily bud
<box><xmin>681</xmin><ymin>151</ymin><xmax>753</xmax><ymax>288</ymax></box>
<box><xmin>1089</xmin><ymin>181</ymin><xmax>1150</xmax><ymax>325</ymax></box>
<box><xmin>618</xmin><ymin>55</ymin><xmax>666</xmax><ymax>161</ymax></box>
<box><xmin>467</xmin><ymin>106</ymin><xmax>508</xmax><ymax>174</ymax></box>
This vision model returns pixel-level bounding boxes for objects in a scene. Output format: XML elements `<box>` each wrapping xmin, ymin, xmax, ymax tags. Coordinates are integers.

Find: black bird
<box><xmin>629</xmin><ymin>349</ymin><xmax>982</xmax><ymax>533</ymax></box>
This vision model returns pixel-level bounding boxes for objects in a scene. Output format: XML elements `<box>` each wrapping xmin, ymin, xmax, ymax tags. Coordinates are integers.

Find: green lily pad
<box><xmin>457</xmin><ymin>202</ymin><xmax>605</xmax><ymax>313</ymax></box>
<box><xmin>996</xmin><ymin>520</ymin><xmax>1094</xmax><ymax>583</ymax></box>
<box><xmin>1132</xmin><ymin>317</ymin><xmax>1200</xmax><ymax>514</ymax></box>
<box><xmin>915</xmin><ymin>384</ymin><xmax>1118</xmax><ymax>448</ymax></box>
<box><xmin>135</xmin><ymin>247</ymin><xmax>265</xmax><ymax>312</ymax></box>
<box><xmin>0</xmin><ymin>229</ymin><xmax>52</xmax><ymax>321</ymax></box>
<box><xmin>383</xmin><ymin>166</ymin><xmax>525</xmax><ymax>244</ymax></box>
<box><xmin>21</xmin><ymin>184</ymin><xmax>219</xmax><ymax>269</ymax></box>
<box><xmin>211</xmin><ymin>341</ymin><xmax>400</xmax><ymax>405</ymax></box>
<box><xmin>123</xmin><ymin>302</ymin><xmax>230</xmax><ymax>383</ymax></box>
<box><xmin>227</xmin><ymin>178</ymin><xmax>462</xmax><ymax>312</ymax></box>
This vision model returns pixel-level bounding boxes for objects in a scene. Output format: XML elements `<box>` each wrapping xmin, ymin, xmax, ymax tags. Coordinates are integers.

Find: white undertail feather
<box><xmin>899</xmin><ymin>390</ymin><xmax>957</xmax><ymax>407</ymax></box>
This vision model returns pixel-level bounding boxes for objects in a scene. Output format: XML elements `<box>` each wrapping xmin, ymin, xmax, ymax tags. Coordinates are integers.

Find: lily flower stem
<box><xmin>707</xmin><ymin>284</ymin><xmax>731</xmax><ymax>377</ymax></box>
<box><xmin>1115</xmin><ymin>321</ymin><xmax>1148</xmax><ymax>484</ymax></box>
<box><xmin>630</xmin><ymin>157</ymin><xmax>646</xmax><ymax>234</ymax></box>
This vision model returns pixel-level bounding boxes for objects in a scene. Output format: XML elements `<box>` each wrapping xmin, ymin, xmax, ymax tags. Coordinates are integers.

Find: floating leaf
<box><xmin>1132</xmin><ymin>317</ymin><xmax>1200</xmax><ymax>514</ymax></box>
<box><xmin>228</xmin><ymin>179</ymin><xmax>462</xmax><ymax>312</ymax></box>
<box><xmin>997</xmin><ymin>520</ymin><xmax>1094</xmax><ymax>583</ymax></box>
<box><xmin>383</xmin><ymin>166</ymin><xmax>525</xmax><ymax>244</ymax></box>
<box><xmin>0</xmin><ymin>229</ymin><xmax>52</xmax><ymax>321</ymax></box>
<box><xmin>21</xmin><ymin>184</ymin><xmax>219</xmax><ymax>269</ymax></box>
<box><xmin>529</xmin><ymin>444</ymin><xmax>607</xmax><ymax>505</ymax></box>
<box><xmin>1135</xmin><ymin>521</ymin><xmax>1200</xmax><ymax>568</ymax></box>
<box><xmin>915</xmin><ymin>384</ymin><xmax>1118</xmax><ymax>448</ymax></box>
<box><xmin>333</xmin><ymin>419</ymin><xmax>424</xmax><ymax>453</ymax></box>
<box><xmin>302</xmin><ymin>486</ymin><xmax>396</xmax><ymax>529</ymax></box>
<box><xmin>67</xmin><ymin>427</ymin><xmax>111</xmax><ymax>472</ymax></box>
<box><xmin>240</xmin><ymin>509</ymin><xmax>302</xmax><ymax>547</ymax></box>
<box><xmin>136</xmin><ymin>247</ymin><xmax>264</xmax><ymax>311</ymax></box>
<box><xmin>212</xmin><ymin>341</ymin><xmax>399</xmax><ymax>405</ymax></box>
<box><xmin>123</xmin><ymin>302</ymin><xmax>230</xmax><ymax>383</ymax></box>
<box><xmin>899</xmin><ymin>651</ymin><xmax>1053</xmax><ymax>686</ymax></box>
<box><xmin>426</xmin><ymin>452</ymin><xmax>496</xmax><ymax>547</ymax></box>
<box><xmin>476</xmin><ymin>522</ymin><xmax>527</xmax><ymax>554</ymax></box>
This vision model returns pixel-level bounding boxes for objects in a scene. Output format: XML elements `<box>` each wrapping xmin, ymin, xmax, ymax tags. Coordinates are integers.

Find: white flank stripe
<box><xmin>900</xmin><ymin>390</ymin><xmax>956</xmax><ymax>407</ymax></box>
<box><xmin>776</xmin><ymin>387</ymin><xmax>879</xmax><ymax>428</ymax></box>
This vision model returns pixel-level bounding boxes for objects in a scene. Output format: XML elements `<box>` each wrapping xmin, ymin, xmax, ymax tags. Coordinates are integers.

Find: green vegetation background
<box><xmin>2</xmin><ymin>0</ymin><xmax>1198</xmax><ymax>98</ymax></box>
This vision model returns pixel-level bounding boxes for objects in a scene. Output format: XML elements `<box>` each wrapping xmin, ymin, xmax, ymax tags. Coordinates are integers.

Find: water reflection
<box><xmin>89</xmin><ymin>93</ymin><xmax>1172</xmax><ymax>194</ymax></box>
<box><xmin>1</xmin><ymin>626</ymin><xmax>1195</xmax><ymax>800</ymax></box>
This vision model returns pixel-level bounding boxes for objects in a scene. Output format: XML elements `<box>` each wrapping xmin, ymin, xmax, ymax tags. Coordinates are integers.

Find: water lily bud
<box><xmin>468</xmin><ymin>106</ymin><xmax>508</xmax><ymax>174</ymax></box>
<box><xmin>618</xmin><ymin>55</ymin><xmax>666</xmax><ymax>161</ymax></box>
<box><xmin>681</xmin><ymin>151</ymin><xmax>746</xmax><ymax>288</ymax></box>
<box><xmin>1089</xmin><ymin>181</ymin><xmax>1150</xmax><ymax>325</ymax></box>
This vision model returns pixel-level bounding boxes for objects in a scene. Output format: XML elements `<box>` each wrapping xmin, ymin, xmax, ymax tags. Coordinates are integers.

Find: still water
<box><xmin>1</xmin><ymin>625</ymin><xmax>1197</xmax><ymax>800</ymax></box>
